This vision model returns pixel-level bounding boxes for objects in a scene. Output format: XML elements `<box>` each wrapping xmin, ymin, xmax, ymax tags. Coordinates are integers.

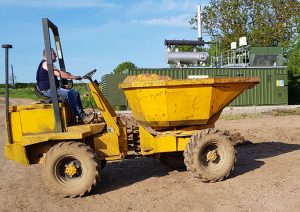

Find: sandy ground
<box><xmin>0</xmin><ymin>98</ymin><xmax>299</xmax><ymax>212</ymax></box>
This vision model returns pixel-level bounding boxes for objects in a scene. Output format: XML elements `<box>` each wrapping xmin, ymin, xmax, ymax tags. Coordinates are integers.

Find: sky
<box><xmin>0</xmin><ymin>0</ymin><xmax>209</xmax><ymax>83</ymax></box>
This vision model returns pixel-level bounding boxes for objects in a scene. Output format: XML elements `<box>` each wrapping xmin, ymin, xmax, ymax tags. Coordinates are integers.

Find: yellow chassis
<box><xmin>5</xmin><ymin>80</ymin><xmax>217</xmax><ymax>166</ymax></box>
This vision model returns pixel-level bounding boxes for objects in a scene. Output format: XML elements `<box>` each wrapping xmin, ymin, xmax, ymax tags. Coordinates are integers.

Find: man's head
<box><xmin>43</xmin><ymin>48</ymin><xmax>57</xmax><ymax>62</ymax></box>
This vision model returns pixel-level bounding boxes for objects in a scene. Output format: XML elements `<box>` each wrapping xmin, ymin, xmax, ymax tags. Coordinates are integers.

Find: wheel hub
<box><xmin>65</xmin><ymin>163</ymin><xmax>78</xmax><ymax>177</ymax></box>
<box><xmin>206</xmin><ymin>150</ymin><xmax>218</xmax><ymax>162</ymax></box>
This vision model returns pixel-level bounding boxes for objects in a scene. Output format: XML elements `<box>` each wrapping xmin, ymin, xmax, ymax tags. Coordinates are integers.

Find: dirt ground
<box><xmin>0</xmin><ymin>98</ymin><xmax>299</xmax><ymax>212</ymax></box>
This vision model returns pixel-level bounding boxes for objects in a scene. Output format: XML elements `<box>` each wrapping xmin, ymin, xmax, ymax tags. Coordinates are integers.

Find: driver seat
<box><xmin>34</xmin><ymin>84</ymin><xmax>52</xmax><ymax>104</ymax></box>
<box><xmin>34</xmin><ymin>84</ymin><xmax>78</xmax><ymax>125</ymax></box>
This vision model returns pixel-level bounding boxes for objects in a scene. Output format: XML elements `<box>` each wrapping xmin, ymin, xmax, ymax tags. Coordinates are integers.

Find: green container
<box><xmin>127</xmin><ymin>67</ymin><xmax>288</xmax><ymax>106</ymax></box>
<box><xmin>102</xmin><ymin>68</ymin><xmax>288</xmax><ymax>108</ymax></box>
<box><xmin>101</xmin><ymin>74</ymin><xmax>127</xmax><ymax>107</ymax></box>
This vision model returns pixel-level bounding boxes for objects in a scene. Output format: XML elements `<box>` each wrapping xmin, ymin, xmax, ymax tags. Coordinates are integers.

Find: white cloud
<box><xmin>0</xmin><ymin>0</ymin><xmax>115</xmax><ymax>8</ymax></box>
<box><xmin>128</xmin><ymin>0</ymin><xmax>154</xmax><ymax>15</ymax></box>
<box><xmin>128</xmin><ymin>0</ymin><xmax>206</xmax><ymax>15</ymax></box>
<box><xmin>160</xmin><ymin>0</ymin><xmax>195</xmax><ymax>11</ymax></box>
<box><xmin>135</xmin><ymin>14</ymin><xmax>191</xmax><ymax>27</ymax></box>
<box><xmin>126</xmin><ymin>0</ymin><xmax>211</xmax><ymax>28</ymax></box>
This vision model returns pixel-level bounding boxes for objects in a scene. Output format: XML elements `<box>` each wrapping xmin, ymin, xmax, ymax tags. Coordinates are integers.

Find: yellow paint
<box><xmin>5</xmin><ymin>80</ymin><xmax>123</xmax><ymax>165</ymax></box>
<box><xmin>139</xmin><ymin>126</ymin><xmax>197</xmax><ymax>155</ymax></box>
<box><xmin>117</xmin><ymin>127</ymin><xmax>128</xmax><ymax>154</ymax></box>
<box><xmin>139</xmin><ymin>126</ymin><xmax>175</xmax><ymax>154</ymax></box>
<box><xmin>5</xmin><ymin>103</ymin><xmax>64</xmax><ymax>165</ymax></box>
<box><xmin>5</xmin><ymin>101</ymin><xmax>105</xmax><ymax>164</ymax></box>
<box><xmin>9</xmin><ymin>103</ymin><xmax>52</xmax><ymax>112</ymax></box>
<box><xmin>103</xmin><ymin>155</ymin><xmax>123</xmax><ymax>161</ymax></box>
<box><xmin>176</xmin><ymin>136</ymin><xmax>191</xmax><ymax>151</ymax></box>
<box><xmin>206</xmin><ymin>150</ymin><xmax>217</xmax><ymax>162</ymax></box>
<box><xmin>67</xmin><ymin>123</ymin><xmax>106</xmax><ymax>135</ymax></box>
<box><xmin>87</xmin><ymin>81</ymin><xmax>130</xmax><ymax>159</ymax></box>
<box><xmin>21</xmin><ymin>123</ymin><xmax>105</xmax><ymax>146</ymax></box>
<box><xmin>6</xmin><ymin>74</ymin><xmax>260</xmax><ymax>168</ymax></box>
<box><xmin>120</xmin><ymin>76</ymin><xmax>259</xmax><ymax>128</ymax></box>
<box><xmin>93</xmin><ymin>133</ymin><xmax>121</xmax><ymax>159</ymax></box>
<box><xmin>20</xmin><ymin>108</ymin><xmax>56</xmax><ymax>135</ymax></box>
<box><xmin>88</xmin><ymin>81</ymin><xmax>120</xmax><ymax>135</ymax></box>
<box><xmin>93</xmin><ymin>126</ymin><xmax>128</xmax><ymax>160</ymax></box>
<box><xmin>8</xmin><ymin>103</ymin><xmax>68</xmax><ymax>137</ymax></box>
<box><xmin>9</xmin><ymin>112</ymin><xmax>23</xmax><ymax>142</ymax></box>
<box><xmin>5</xmin><ymin>143</ymin><xmax>29</xmax><ymax>165</ymax></box>
<box><xmin>65</xmin><ymin>164</ymin><xmax>77</xmax><ymax>177</ymax></box>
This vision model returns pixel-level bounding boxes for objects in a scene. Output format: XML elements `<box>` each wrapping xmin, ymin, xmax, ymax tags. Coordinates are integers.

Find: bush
<box><xmin>72</xmin><ymin>83</ymin><xmax>97</xmax><ymax>108</ymax></box>
<box><xmin>14</xmin><ymin>82</ymin><xmax>36</xmax><ymax>89</ymax></box>
<box><xmin>0</xmin><ymin>83</ymin><xmax>98</xmax><ymax>109</ymax></box>
<box><xmin>287</xmin><ymin>48</ymin><xmax>300</xmax><ymax>104</ymax></box>
<box><xmin>0</xmin><ymin>87</ymin><xmax>37</xmax><ymax>100</ymax></box>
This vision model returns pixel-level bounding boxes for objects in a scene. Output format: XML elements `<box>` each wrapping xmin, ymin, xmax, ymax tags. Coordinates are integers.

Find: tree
<box><xmin>250</xmin><ymin>0</ymin><xmax>299</xmax><ymax>47</ymax></box>
<box><xmin>287</xmin><ymin>35</ymin><xmax>300</xmax><ymax>81</ymax></box>
<box><xmin>287</xmin><ymin>37</ymin><xmax>300</xmax><ymax>104</ymax></box>
<box><xmin>189</xmin><ymin>0</ymin><xmax>251</xmax><ymax>51</ymax></box>
<box><xmin>288</xmin><ymin>49</ymin><xmax>300</xmax><ymax>81</ymax></box>
<box><xmin>190</xmin><ymin>0</ymin><xmax>300</xmax><ymax>52</ymax></box>
<box><xmin>189</xmin><ymin>1</ymin><xmax>300</xmax><ymax>102</ymax></box>
<box><xmin>113</xmin><ymin>61</ymin><xmax>136</xmax><ymax>74</ymax></box>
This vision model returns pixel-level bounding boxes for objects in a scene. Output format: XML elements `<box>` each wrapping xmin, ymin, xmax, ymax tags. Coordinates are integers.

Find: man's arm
<box><xmin>42</xmin><ymin>62</ymin><xmax>81</xmax><ymax>80</ymax></box>
<box><xmin>57</xmin><ymin>69</ymin><xmax>79</xmax><ymax>80</ymax></box>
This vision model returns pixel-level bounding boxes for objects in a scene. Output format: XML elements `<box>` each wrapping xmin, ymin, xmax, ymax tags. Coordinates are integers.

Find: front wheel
<box><xmin>42</xmin><ymin>141</ymin><xmax>100</xmax><ymax>197</ymax></box>
<box><xmin>184</xmin><ymin>129</ymin><xmax>236</xmax><ymax>182</ymax></box>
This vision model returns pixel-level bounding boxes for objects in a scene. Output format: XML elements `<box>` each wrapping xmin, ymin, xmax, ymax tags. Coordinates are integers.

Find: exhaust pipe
<box><xmin>197</xmin><ymin>5</ymin><xmax>202</xmax><ymax>41</ymax></box>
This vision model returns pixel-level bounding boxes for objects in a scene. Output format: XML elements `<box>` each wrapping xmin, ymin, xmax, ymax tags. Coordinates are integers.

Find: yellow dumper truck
<box><xmin>4</xmin><ymin>19</ymin><xmax>260</xmax><ymax>197</ymax></box>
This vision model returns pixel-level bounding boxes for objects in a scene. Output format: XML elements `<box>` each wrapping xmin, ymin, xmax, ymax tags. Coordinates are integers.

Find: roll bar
<box><xmin>42</xmin><ymin>18</ymin><xmax>65</xmax><ymax>132</ymax></box>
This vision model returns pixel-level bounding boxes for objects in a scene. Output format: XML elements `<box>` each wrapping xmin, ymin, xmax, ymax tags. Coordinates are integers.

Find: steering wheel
<box><xmin>82</xmin><ymin>69</ymin><xmax>97</xmax><ymax>80</ymax></box>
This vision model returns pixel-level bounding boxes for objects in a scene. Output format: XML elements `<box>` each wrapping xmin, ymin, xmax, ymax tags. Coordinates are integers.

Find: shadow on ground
<box><xmin>92</xmin><ymin>157</ymin><xmax>170</xmax><ymax>196</ymax></box>
<box><xmin>230</xmin><ymin>141</ymin><xmax>300</xmax><ymax>178</ymax></box>
<box><xmin>92</xmin><ymin>141</ymin><xmax>300</xmax><ymax>195</ymax></box>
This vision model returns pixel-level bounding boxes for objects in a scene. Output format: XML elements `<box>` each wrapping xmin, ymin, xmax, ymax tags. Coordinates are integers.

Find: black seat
<box><xmin>34</xmin><ymin>85</ymin><xmax>76</xmax><ymax>124</ymax></box>
<box><xmin>34</xmin><ymin>84</ymin><xmax>52</xmax><ymax>104</ymax></box>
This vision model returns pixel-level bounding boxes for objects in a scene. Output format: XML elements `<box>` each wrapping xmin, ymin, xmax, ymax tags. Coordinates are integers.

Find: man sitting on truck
<box><xmin>36</xmin><ymin>48</ymin><xmax>93</xmax><ymax>124</ymax></box>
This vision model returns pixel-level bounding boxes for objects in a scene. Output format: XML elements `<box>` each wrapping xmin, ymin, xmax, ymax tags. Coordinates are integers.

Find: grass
<box><xmin>262</xmin><ymin>108</ymin><xmax>300</xmax><ymax>116</ymax></box>
<box><xmin>220</xmin><ymin>108</ymin><xmax>300</xmax><ymax>120</ymax></box>
<box><xmin>220</xmin><ymin>113</ymin><xmax>262</xmax><ymax>120</ymax></box>
<box><xmin>0</xmin><ymin>84</ymin><xmax>96</xmax><ymax>109</ymax></box>
<box><xmin>0</xmin><ymin>87</ymin><xmax>38</xmax><ymax>100</ymax></box>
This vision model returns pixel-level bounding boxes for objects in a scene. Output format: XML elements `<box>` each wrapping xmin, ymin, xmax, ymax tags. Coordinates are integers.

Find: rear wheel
<box><xmin>184</xmin><ymin>129</ymin><xmax>236</xmax><ymax>182</ymax></box>
<box><xmin>42</xmin><ymin>141</ymin><xmax>100</xmax><ymax>197</ymax></box>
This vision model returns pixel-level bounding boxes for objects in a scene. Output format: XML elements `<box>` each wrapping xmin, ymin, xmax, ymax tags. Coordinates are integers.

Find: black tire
<box><xmin>159</xmin><ymin>152</ymin><xmax>185</xmax><ymax>169</ymax></box>
<box><xmin>42</xmin><ymin>141</ymin><xmax>100</xmax><ymax>197</ymax></box>
<box><xmin>184</xmin><ymin>129</ymin><xmax>236</xmax><ymax>182</ymax></box>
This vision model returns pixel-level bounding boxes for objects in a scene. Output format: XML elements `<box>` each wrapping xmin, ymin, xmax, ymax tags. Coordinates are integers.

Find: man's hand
<box><xmin>74</xmin><ymin>76</ymin><xmax>82</xmax><ymax>80</ymax></box>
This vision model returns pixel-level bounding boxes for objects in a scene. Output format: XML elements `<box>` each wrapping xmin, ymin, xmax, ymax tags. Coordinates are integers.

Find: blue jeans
<box><xmin>43</xmin><ymin>88</ymin><xmax>84</xmax><ymax>118</ymax></box>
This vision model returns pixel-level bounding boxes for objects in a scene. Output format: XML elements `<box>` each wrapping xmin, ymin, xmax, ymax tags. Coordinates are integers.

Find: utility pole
<box><xmin>11</xmin><ymin>64</ymin><xmax>15</xmax><ymax>89</ymax></box>
<box><xmin>2</xmin><ymin>44</ymin><xmax>13</xmax><ymax>144</ymax></box>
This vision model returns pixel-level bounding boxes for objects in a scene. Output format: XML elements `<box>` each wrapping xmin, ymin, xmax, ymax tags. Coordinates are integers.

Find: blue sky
<box><xmin>0</xmin><ymin>0</ymin><xmax>209</xmax><ymax>83</ymax></box>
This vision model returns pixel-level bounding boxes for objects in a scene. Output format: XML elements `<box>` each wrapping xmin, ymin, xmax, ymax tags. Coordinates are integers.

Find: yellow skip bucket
<box><xmin>120</xmin><ymin>74</ymin><xmax>259</xmax><ymax>128</ymax></box>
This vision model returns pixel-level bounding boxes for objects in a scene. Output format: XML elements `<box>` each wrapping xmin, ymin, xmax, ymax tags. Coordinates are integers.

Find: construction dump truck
<box><xmin>3</xmin><ymin>18</ymin><xmax>260</xmax><ymax>197</ymax></box>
